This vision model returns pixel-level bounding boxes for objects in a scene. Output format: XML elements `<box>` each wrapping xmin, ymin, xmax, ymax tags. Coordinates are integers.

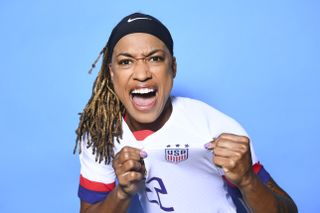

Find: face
<box><xmin>109</xmin><ymin>33</ymin><xmax>176</xmax><ymax>130</ymax></box>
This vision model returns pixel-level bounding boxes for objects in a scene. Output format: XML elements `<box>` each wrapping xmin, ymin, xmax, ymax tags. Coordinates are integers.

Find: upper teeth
<box><xmin>131</xmin><ymin>88</ymin><xmax>155</xmax><ymax>94</ymax></box>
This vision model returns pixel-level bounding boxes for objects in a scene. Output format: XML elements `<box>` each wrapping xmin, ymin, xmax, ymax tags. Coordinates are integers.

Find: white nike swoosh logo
<box><xmin>127</xmin><ymin>17</ymin><xmax>152</xmax><ymax>23</ymax></box>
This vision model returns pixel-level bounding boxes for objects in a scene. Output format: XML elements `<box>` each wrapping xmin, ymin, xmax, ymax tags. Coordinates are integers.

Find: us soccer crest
<box><xmin>165</xmin><ymin>144</ymin><xmax>189</xmax><ymax>163</ymax></box>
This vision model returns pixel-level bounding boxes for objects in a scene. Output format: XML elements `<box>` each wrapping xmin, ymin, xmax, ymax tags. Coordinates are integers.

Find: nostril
<box><xmin>133</xmin><ymin>70</ymin><xmax>152</xmax><ymax>81</ymax></box>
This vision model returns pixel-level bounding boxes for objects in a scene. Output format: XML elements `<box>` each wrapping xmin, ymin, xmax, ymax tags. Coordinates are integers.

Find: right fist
<box><xmin>112</xmin><ymin>146</ymin><xmax>147</xmax><ymax>197</ymax></box>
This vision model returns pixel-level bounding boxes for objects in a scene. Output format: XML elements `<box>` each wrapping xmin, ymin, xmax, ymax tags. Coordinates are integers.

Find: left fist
<box><xmin>206</xmin><ymin>133</ymin><xmax>254</xmax><ymax>187</ymax></box>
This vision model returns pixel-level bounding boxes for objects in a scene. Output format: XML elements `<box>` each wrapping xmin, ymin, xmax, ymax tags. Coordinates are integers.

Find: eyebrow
<box><xmin>115</xmin><ymin>49</ymin><xmax>165</xmax><ymax>58</ymax></box>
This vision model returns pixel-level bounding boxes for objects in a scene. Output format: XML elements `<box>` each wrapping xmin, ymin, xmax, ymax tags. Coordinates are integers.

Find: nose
<box><xmin>132</xmin><ymin>59</ymin><xmax>152</xmax><ymax>81</ymax></box>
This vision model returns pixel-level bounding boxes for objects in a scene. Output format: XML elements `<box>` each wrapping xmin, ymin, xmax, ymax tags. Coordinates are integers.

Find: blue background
<box><xmin>0</xmin><ymin>0</ymin><xmax>319</xmax><ymax>212</ymax></box>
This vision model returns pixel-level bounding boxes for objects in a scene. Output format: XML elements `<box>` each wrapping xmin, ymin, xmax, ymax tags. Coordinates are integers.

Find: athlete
<box><xmin>75</xmin><ymin>12</ymin><xmax>298</xmax><ymax>213</ymax></box>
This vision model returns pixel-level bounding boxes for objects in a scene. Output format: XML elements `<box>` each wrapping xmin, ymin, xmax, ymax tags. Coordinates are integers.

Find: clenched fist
<box><xmin>112</xmin><ymin>146</ymin><xmax>147</xmax><ymax>198</ymax></box>
<box><xmin>206</xmin><ymin>133</ymin><xmax>254</xmax><ymax>187</ymax></box>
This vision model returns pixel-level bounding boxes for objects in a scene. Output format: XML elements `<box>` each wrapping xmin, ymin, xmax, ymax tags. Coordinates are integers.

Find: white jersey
<box><xmin>80</xmin><ymin>96</ymin><xmax>258</xmax><ymax>213</ymax></box>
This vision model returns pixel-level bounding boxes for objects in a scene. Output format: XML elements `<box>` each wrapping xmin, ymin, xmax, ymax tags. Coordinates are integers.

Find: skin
<box><xmin>109</xmin><ymin>33</ymin><xmax>176</xmax><ymax>132</ymax></box>
<box><xmin>206</xmin><ymin>134</ymin><xmax>298</xmax><ymax>212</ymax></box>
<box><xmin>80</xmin><ymin>33</ymin><xmax>297</xmax><ymax>213</ymax></box>
<box><xmin>80</xmin><ymin>33</ymin><xmax>176</xmax><ymax>213</ymax></box>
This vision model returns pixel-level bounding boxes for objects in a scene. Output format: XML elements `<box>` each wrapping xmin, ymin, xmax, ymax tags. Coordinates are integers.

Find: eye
<box><xmin>149</xmin><ymin>56</ymin><xmax>164</xmax><ymax>62</ymax></box>
<box><xmin>119</xmin><ymin>59</ymin><xmax>132</xmax><ymax>65</ymax></box>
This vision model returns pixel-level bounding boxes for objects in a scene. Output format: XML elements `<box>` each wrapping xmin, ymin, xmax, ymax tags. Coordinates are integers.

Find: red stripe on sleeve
<box><xmin>252</xmin><ymin>162</ymin><xmax>262</xmax><ymax>174</ymax></box>
<box><xmin>80</xmin><ymin>175</ymin><xmax>115</xmax><ymax>192</ymax></box>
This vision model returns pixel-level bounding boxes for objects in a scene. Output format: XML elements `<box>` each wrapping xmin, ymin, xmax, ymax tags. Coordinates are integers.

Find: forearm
<box><xmin>239</xmin><ymin>174</ymin><xmax>297</xmax><ymax>213</ymax></box>
<box><xmin>80</xmin><ymin>186</ymin><xmax>132</xmax><ymax>213</ymax></box>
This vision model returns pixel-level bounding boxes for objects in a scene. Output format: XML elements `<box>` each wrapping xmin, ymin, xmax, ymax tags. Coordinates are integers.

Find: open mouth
<box><xmin>130</xmin><ymin>88</ymin><xmax>157</xmax><ymax>109</ymax></box>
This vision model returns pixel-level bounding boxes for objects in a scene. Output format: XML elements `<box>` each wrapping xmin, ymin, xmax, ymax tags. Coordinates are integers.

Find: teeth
<box><xmin>131</xmin><ymin>88</ymin><xmax>155</xmax><ymax>94</ymax></box>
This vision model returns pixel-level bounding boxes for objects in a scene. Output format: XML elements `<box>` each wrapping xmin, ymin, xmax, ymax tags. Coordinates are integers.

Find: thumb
<box><xmin>204</xmin><ymin>138</ymin><xmax>217</xmax><ymax>150</ymax></box>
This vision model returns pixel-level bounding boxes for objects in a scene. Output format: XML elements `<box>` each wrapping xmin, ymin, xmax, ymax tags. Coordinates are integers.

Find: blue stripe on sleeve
<box><xmin>257</xmin><ymin>166</ymin><xmax>271</xmax><ymax>184</ymax></box>
<box><xmin>78</xmin><ymin>185</ymin><xmax>110</xmax><ymax>204</ymax></box>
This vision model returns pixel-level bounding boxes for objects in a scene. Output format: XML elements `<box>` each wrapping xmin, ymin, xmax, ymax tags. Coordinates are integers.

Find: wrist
<box><xmin>238</xmin><ymin>170</ymin><xmax>256</xmax><ymax>189</ymax></box>
<box><xmin>115</xmin><ymin>186</ymin><xmax>132</xmax><ymax>200</ymax></box>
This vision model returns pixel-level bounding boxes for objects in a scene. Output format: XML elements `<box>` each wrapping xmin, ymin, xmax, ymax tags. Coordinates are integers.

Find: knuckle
<box><xmin>122</xmin><ymin>152</ymin><xmax>131</xmax><ymax>161</ymax></box>
<box><xmin>245</xmin><ymin>136</ymin><xmax>250</xmax><ymax>142</ymax></box>
<box><xmin>212</xmin><ymin>147</ymin><xmax>219</xmax><ymax>155</ymax></box>
<box><xmin>228</xmin><ymin>159</ymin><xmax>236</xmax><ymax>168</ymax></box>
<box><xmin>240</xmin><ymin>136</ymin><xmax>250</xmax><ymax>143</ymax></box>
<box><xmin>234</xmin><ymin>151</ymin><xmax>242</xmax><ymax>159</ymax></box>
<box><xmin>112</xmin><ymin>159</ymin><xmax>121</xmax><ymax>170</ymax></box>
<box><xmin>127</xmin><ymin>160</ymin><xmax>135</xmax><ymax>168</ymax></box>
<box><xmin>220</xmin><ymin>133</ymin><xmax>228</xmax><ymax>139</ymax></box>
<box><xmin>122</xmin><ymin>146</ymin><xmax>130</xmax><ymax>153</ymax></box>
<box><xmin>127</xmin><ymin>160</ymin><xmax>139</xmax><ymax>170</ymax></box>
<box><xmin>129</xmin><ymin>172</ymin><xmax>139</xmax><ymax>180</ymax></box>
<box><xmin>239</xmin><ymin>144</ymin><xmax>248</xmax><ymax>152</ymax></box>
<box><xmin>213</xmin><ymin>156</ymin><xmax>221</xmax><ymax>165</ymax></box>
<box><xmin>120</xmin><ymin>173</ymin><xmax>131</xmax><ymax>184</ymax></box>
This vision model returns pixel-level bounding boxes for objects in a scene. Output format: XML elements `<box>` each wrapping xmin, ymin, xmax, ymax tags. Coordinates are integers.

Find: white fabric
<box><xmin>80</xmin><ymin>96</ymin><xmax>258</xmax><ymax>213</ymax></box>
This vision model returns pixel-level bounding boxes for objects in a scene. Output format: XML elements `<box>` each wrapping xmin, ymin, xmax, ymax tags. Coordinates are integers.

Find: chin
<box><xmin>131</xmin><ymin>112</ymin><xmax>159</xmax><ymax>124</ymax></box>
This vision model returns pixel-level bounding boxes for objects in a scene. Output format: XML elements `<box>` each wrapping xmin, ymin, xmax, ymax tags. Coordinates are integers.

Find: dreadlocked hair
<box><xmin>74</xmin><ymin>47</ymin><xmax>125</xmax><ymax>164</ymax></box>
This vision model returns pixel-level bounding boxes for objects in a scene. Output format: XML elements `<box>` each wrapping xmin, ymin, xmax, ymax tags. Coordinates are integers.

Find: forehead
<box><xmin>113</xmin><ymin>33</ymin><xmax>168</xmax><ymax>55</ymax></box>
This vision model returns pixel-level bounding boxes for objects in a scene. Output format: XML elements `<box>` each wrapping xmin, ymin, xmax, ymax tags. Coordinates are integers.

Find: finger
<box><xmin>119</xmin><ymin>183</ymin><xmax>140</xmax><ymax>196</ymax></box>
<box><xmin>218</xmin><ymin>133</ymin><xmax>249</xmax><ymax>143</ymax></box>
<box><xmin>213</xmin><ymin>156</ymin><xmax>237</xmax><ymax>171</ymax></box>
<box><xmin>118</xmin><ymin>171</ymin><xmax>145</xmax><ymax>185</ymax></box>
<box><xmin>118</xmin><ymin>171</ymin><xmax>145</xmax><ymax>195</ymax></box>
<box><xmin>204</xmin><ymin>138</ymin><xmax>217</xmax><ymax>150</ymax></box>
<box><xmin>205</xmin><ymin>139</ymin><xmax>244</xmax><ymax>151</ymax></box>
<box><xmin>115</xmin><ymin>147</ymin><xmax>146</xmax><ymax>163</ymax></box>
<box><xmin>121</xmin><ymin>159</ymin><xmax>143</xmax><ymax>173</ymax></box>
<box><xmin>119</xmin><ymin>178</ymin><xmax>146</xmax><ymax>196</ymax></box>
<box><xmin>117</xmin><ymin>146</ymin><xmax>141</xmax><ymax>160</ymax></box>
<box><xmin>213</xmin><ymin>146</ymin><xmax>243</xmax><ymax>159</ymax></box>
<box><xmin>214</xmin><ymin>138</ymin><xmax>249</xmax><ymax>153</ymax></box>
<box><xmin>114</xmin><ymin>151</ymin><xmax>148</xmax><ymax>169</ymax></box>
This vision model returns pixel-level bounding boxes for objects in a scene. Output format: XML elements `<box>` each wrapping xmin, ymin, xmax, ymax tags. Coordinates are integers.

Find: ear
<box><xmin>171</xmin><ymin>56</ymin><xmax>177</xmax><ymax>78</ymax></box>
<box><xmin>108</xmin><ymin>63</ymin><xmax>114</xmax><ymax>79</ymax></box>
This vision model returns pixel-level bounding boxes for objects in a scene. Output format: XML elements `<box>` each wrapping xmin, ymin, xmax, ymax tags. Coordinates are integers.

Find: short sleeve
<box><xmin>198</xmin><ymin>99</ymin><xmax>259</xmax><ymax>165</ymax></box>
<box><xmin>78</xmin><ymin>139</ymin><xmax>116</xmax><ymax>204</ymax></box>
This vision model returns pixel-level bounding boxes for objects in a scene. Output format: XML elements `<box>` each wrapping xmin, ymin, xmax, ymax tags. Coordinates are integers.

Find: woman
<box><xmin>75</xmin><ymin>12</ymin><xmax>297</xmax><ymax>213</ymax></box>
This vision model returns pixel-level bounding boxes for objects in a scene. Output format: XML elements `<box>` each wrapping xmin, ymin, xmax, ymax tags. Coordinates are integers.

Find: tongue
<box><xmin>132</xmin><ymin>96</ymin><xmax>156</xmax><ymax>106</ymax></box>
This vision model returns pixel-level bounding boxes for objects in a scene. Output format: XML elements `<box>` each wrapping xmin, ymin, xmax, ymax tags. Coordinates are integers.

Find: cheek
<box><xmin>162</xmin><ymin>70</ymin><xmax>174</xmax><ymax>89</ymax></box>
<box><xmin>111</xmin><ymin>74</ymin><xmax>129</xmax><ymax>99</ymax></box>
<box><xmin>110</xmin><ymin>73</ymin><xmax>120</xmax><ymax>89</ymax></box>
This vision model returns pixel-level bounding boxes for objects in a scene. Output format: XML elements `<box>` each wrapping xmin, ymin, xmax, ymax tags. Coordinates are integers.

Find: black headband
<box><xmin>106</xmin><ymin>13</ymin><xmax>173</xmax><ymax>62</ymax></box>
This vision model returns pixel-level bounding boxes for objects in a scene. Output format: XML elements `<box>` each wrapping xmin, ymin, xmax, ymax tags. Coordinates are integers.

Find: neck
<box><xmin>126</xmin><ymin>98</ymin><xmax>172</xmax><ymax>132</ymax></box>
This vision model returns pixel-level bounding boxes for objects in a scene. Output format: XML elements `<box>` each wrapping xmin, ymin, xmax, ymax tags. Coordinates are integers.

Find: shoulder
<box><xmin>172</xmin><ymin>96</ymin><xmax>248</xmax><ymax>137</ymax></box>
<box><xmin>173</xmin><ymin>96</ymin><xmax>229</xmax><ymax>118</ymax></box>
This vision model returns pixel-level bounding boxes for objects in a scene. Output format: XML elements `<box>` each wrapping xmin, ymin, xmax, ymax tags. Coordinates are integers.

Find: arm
<box><xmin>80</xmin><ymin>146</ymin><xmax>147</xmax><ymax>213</ymax></box>
<box><xmin>80</xmin><ymin>186</ymin><xmax>132</xmax><ymax>213</ymax></box>
<box><xmin>239</xmin><ymin>175</ymin><xmax>297</xmax><ymax>213</ymax></box>
<box><xmin>207</xmin><ymin>133</ymin><xmax>297</xmax><ymax>213</ymax></box>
